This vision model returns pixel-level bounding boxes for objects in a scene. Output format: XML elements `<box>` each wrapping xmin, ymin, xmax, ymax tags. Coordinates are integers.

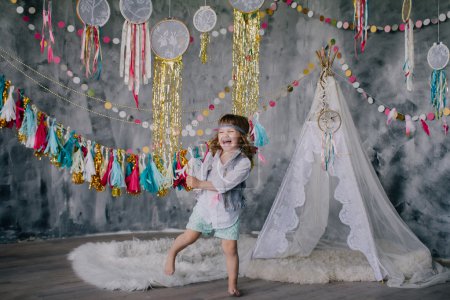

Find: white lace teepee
<box><xmin>251</xmin><ymin>52</ymin><xmax>450</xmax><ymax>288</ymax></box>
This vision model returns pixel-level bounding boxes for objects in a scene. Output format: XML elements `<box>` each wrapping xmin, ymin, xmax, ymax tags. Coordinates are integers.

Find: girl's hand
<box><xmin>186</xmin><ymin>175</ymin><xmax>200</xmax><ymax>189</ymax></box>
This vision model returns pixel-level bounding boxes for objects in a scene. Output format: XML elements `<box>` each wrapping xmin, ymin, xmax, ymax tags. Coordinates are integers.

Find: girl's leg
<box><xmin>164</xmin><ymin>229</ymin><xmax>201</xmax><ymax>275</ymax></box>
<box><xmin>221</xmin><ymin>239</ymin><xmax>240</xmax><ymax>296</ymax></box>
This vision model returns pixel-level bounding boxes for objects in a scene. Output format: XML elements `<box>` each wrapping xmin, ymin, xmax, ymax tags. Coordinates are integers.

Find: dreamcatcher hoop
<box><xmin>150</xmin><ymin>19</ymin><xmax>190</xmax><ymax>60</ymax></box>
<box><xmin>193</xmin><ymin>6</ymin><xmax>217</xmax><ymax>33</ymax></box>
<box><xmin>76</xmin><ymin>0</ymin><xmax>110</xmax><ymax>27</ymax></box>
<box><xmin>427</xmin><ymin>42</ymin><xmax>450</xmax><ymax>70</ymax></box>
<box><xmin>318</xmin><ymin>109</ymin><xmax>342</xmax><ymax>134</ymax></box>
<box><xmin>402</xmin><ymin>0</ymin><xmax>412</xmax><ymax>22</ymax></box>
<box><xmin>119</xmin><ymin>0</ymin><xmax>153</xmax><ymax>24</ymax></box>
<box><xmin>228</xmin><ymin>0</ymin><xmax>265</xmax><ymax>13</ymax></box>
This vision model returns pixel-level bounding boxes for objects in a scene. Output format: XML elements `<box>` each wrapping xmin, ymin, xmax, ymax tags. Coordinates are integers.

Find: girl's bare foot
<box><xmin>228</xmin><ymin>288</ymin><xmax>241</xmax><ymax>297</ymax></box>
<box><xmin>164</xmin><ymin>254</ymin><xmax>175</xmax><ymax>275</ymax></box>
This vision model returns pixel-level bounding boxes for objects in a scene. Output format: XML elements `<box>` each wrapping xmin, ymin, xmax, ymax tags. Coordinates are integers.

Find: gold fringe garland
<box><xmin>232</xmin><ymin>9</ymin><xmax>261</xmax><ymax>117</ymax></box>
<box><xmin>200</xmin><ymin>32</ymin><xmax>210</xmax><ymax>64</ymax></box>
<box><xmin>152</xmin><ymin>56</ymin><xmax>182</xmax><ymax>166</ymax></box>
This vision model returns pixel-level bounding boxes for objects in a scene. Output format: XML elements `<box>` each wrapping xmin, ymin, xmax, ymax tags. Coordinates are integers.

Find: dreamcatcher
<box><xmin>229</xmin><ymin>0</ymin><xmax>264</xmax><ymax>117</ymax></box>
<box><xmin>150</xmin><ymin>17</ymin><xmax>190</xmax><ymax>195</ymax></box>
<box><xmin>193</xmin><ymin>3</ymin><xmax>217</xmax><ymax>64</ymax></box>
<box><xmin>119</xmin><ymin>0</ymin><xmax>153</xmax><ymax>107</ymax></box>
<box><xmin>77</xmin><ymin>0</ymin><xmax>111</xmax><ymax>79</ymax></box>
<box><xmin>427</xmin><ymin>0</ymin><xmax>449</xmax><ymax>134</ymax></box>
<box><xmin>316</xmin><ymin>46</ymin><xmax>341</xmax><ymax>171</ymax></box>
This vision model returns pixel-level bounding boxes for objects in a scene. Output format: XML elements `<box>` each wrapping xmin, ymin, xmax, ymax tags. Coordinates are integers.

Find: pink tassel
<box><xmin>258</xmin><ymin>152</ymin><xmax>266</xmax><ymax>164</ymax></box>
<box><xmin>33</xmin><ymin>114</ymin><xmax>48</xmax><ymax>152</ymax></box>
<box><xmin>101</xmin><ymin>150</ymin><xmax>114</xmax><ymax>186</ymax></box>
<box><xmin>443</xmin><ymin>120</ymin><xmax>449</xmax><ymax>135</ymax></box>
<box><xmin>125</xmin><ymin>155</ymin><xmax>141</xmax><ymax>194</ymax></box>
<box><xmin>420</xmin><ymin>119</ymin><xmax>430</xmax><ymax>136</ymax></box>
<box><xmin>386</xmin><ymin>108</ymin><xmax>397</xmax><ymax>125</ymax></box>
<box><xmin>405</xmin><ymin>115</ymin><xmax>415</xmax><ymax>137</ymax></box>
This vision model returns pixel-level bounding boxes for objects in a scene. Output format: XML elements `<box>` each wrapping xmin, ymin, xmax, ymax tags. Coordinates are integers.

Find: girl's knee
<box><xmin>222</xmin><ymin>240</ymin><xmax>238</xmax><ymax>256</ymax></box>
<box><xmin>183</xmin><ymin>230</ymin><xmax>200</xmax><ymax>244</ymax></box>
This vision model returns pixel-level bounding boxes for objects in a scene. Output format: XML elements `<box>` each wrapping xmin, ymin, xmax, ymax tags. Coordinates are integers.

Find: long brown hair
<box><xmin>209</xmin><ymin>114</ymin><xmax>255</xmax><ymax>164</ymax></box>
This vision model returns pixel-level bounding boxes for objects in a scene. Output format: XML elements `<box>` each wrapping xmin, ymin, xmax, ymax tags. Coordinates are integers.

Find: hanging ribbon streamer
<box><xmin>80</xmin><ymin>25</ymin><xmax>102</xmax><ymax>79</ymax></box>
<box><xmin>231</xmin><ymin>9</ymin><xmax>261</xmax><ymax>117</ymax></box>
<box><xmin>353</xmin><ymin>0</ymin><xmax>368</xmax><ymax>54</ymax></box>
<box><xmin>430</xmin><ymin>69</ymin><xmax>447</xmax><ymax>118</ymax></box>
<box><xmin>119</xmin><ymin>22</ymin><xmax>151</xmax><ymax>107</ymax></box>
<box><xmin>119</xmin><ymin>0</ymin><xmax>153</xmax><ymax>108</ymax></box>
<box><xmin>77</xmin><ymin>0</ymin><xmax>110</xmax><ymax>79</ymax></box>
<box><xmin>41</xmin><ymin>0</ymin><xmax>54</xmax><ymax>63</ymax></box>
<box><xmin>402</xmin><ymin>0</ymin><xmax>414</xmax><ymax>91</ymax></box>
<box><xmin>322</xmin><ymin>132</ymin><xmax>336</xmax><ymax>171</ymax></box>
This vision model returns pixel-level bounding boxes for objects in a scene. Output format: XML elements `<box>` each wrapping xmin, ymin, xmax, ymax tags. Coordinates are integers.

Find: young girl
<box><xmin>164</xmin><ymin>114</ymin><xmax>254</xmax><ymax>297</ymax></box>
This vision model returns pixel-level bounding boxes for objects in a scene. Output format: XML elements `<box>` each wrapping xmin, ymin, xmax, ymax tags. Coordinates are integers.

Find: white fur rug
<box><xmin>68</xmin><ymin>235</ymin><xmax>378</xmax><ymax>291</ymax></box>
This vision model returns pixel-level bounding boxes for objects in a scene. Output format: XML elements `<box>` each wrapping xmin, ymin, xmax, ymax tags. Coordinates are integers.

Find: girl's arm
<box><xmin>186</xmin><ymin>176</ymin><xmax>218</xmax><ymax>192</ymax></box>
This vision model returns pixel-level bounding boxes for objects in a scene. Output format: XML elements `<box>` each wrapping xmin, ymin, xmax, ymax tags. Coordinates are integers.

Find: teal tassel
<box><xmin>431</xmin><ymin>70</ymin><xmax>447</xmax><ymax>119</ymax></box>
<box><xmin>252</xmin><ymin>115</ymin><xmax>269</xmax><ymax>147</ymax></box>
<box><xmin>126</xmin><ymin>154</ymin><xmax>133</xmax><ymax>177</ymax></box>
<box><xmin>139</xmin><ymin>154</ymin><xmax>163</xmax><ymax>193</ymax></box>
<box><xmin>44</xmin><ymin>120</ymin><xmax>60</xmax><ymax>156</ymax></box>
<box><xmin>58</xmin><ymin>131</ymin><xmax>77</xmax><ymax>169</ymax></box>
<box><xmin>0</xmin><ymin>75</ymin><xmax>5</xmax><ymax>110</ymax></box>
<box><xmin>109</xmin><ymin>151</ymin><xmax>126</xmax><ymax>188</ymax></box>
<box><xmin>19</xmin><ymin>106</ymin><xmax>36</xmax><ymax>138</ymax></box>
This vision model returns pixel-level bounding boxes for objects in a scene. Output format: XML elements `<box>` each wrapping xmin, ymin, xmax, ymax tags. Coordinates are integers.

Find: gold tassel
<box><xmin>200</xmin><ymin>32</ymin><xmax>210</xmax><ymax>64</ymax></box>
<box><xmin>89</xmin><ymin>143</ymin><xmax>105</xmax><ymax>192</ymax></box>
<box><xmin>111</xmin><ymin>186</ymin><xmax>122</xmax><ymax>197</ymax></box>
<box><xmin>232</xmin><ymin>9</ymin><xmax>261</xmax><ymax>117</ymax></box>
<box><xmin>152</xmin><ymin>56</ymin><xmax>182</xmax><ymax>165</ymax></box>
<box><xmin>72</xmin><ymin>172</ymin><xmax>85</xmax><ymax>184</ymax></box>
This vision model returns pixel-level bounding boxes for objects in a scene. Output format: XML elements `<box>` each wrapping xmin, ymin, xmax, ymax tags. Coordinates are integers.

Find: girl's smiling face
<box><xmin>218</xmin><ymin>126</ymin><xmax>241</xmax><ymax>152</ymax></box>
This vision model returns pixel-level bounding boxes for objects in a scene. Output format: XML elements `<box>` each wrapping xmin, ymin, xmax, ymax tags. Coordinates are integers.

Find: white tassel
<box><xmin>0</xmin><ymin>85</ymin><xmax>16</xmax><ymax>121</ymax></box>
<box><xmin>404</xmin><ymin>19</ymin><xmax>414</xmax><ymax>91</ymax></box>
<box><xmin>71</xmin><ymin>146</ymin><xmax>85</xmax><ymax>175</ymax></box>
<box><xmin>405</xmin><ymin>115</ymin><xmax>416</xmax><ymax>137</ymax></box>
<box><xmin>386</xmin><ymin>108</ymin><xmax>397</xmax><ymax>125</ymax></box>
<box><xmin>83</xmin><ymin>141</ymin><xmax>96</xmax><ymax>183</ymax></box>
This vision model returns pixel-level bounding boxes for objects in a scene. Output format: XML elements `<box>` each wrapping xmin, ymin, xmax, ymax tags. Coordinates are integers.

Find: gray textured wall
<box><xmin>0</xmin><ymin>0</ymin><xmax>449</xmax><ymax>258</ymax></box>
